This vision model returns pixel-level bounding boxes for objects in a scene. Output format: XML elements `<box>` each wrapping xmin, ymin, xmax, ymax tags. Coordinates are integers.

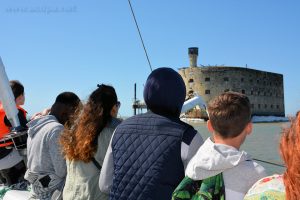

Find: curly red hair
<box><xmin>60</xmin><ymin>84</ymin><xmax>117</xmax><ymax>162</ymax></box>
<box><xmin>280</xmin><ymin>113</ymin><xmax>300</xmax><ymax>200</ymax></box>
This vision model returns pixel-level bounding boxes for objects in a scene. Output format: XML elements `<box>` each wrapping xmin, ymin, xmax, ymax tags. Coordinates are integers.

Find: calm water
<box><xmin>189</xmin><ymin>122</ymin><xmax>289</xmax><ymax>175</ymax></box>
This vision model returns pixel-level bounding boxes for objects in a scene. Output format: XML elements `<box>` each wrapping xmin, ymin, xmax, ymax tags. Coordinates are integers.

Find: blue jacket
<box><xmin>110</xmin><ymin>112</ymin><xmax>196</xmax><ymax>200</ymax></box>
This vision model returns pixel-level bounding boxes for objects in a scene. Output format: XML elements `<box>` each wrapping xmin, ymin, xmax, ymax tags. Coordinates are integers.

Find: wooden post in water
<box><xmin>133</xmin><ymin>83</ymin><xmax>137</xmax><ymax>115</ymax></box>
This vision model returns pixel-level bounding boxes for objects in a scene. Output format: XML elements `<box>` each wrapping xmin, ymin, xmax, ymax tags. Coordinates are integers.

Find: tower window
<box><xmin>224</xmin><ymin>89</ymin><xmax>229</xmax><ymax>92</ymax></box>
<box><xmin>271</xmin><ymin>105</ymin><xmax>273</xmax><ymax>109</ymax></box>
<box><xmin>224</xmin><ymin>77</ymin><xmax>229</xmax><ymax>82</ymax></box>
<box><xmin>205</xmin><ymin>90</ymin><xmax>210</xmax><ymax>94</ymax></box>
<box><xmin>251</xmin><ymin>104</ymin><xmax>254</xmax><ymax>109</ymax></box>
<box><xmin>241</xmin><ymin>78</ymin><xmax>244</xmax><ymax>82</ymax></box>
<box><xmin>241</xmin><ymin>90</ymin><xmax>245</xmax><ymax>94</ymax></box>
<box><xmin>265</xmin><ymin>104</ymin><xmax>267</xmax><ymax>108</ymax></box>
<box><xmin>188</xmin><ymin>90</ymin><xmax>194</xmax><ymax>94</ymax></box>
<box><xmin>251</xmin><ymin>90</ymin><xmax>254</xmax><ymax>95</ymax></box>
<box><xmin>277</xmin><ymin>105</ymin><xmax>280</xmax><ymax>109</ymax></box>
<box><xmin>258</xmin><ymin>104</ymin><xmax>261</xmax><ymax>109</ymax></box>
<box><xmin>205</xmin><ymin>77</ymin><xmax>210</xmax><ymax>82</ymax></box>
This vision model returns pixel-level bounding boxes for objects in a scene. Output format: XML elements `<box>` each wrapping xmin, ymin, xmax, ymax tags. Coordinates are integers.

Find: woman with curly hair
<box><xmin>244</xmin><ymin>112</ymin><xmax>300</xmax><ymax>200</ymax></box>
<box><xmin>61</xmin><ymin>84</ymin><xmax>121</xmax><ymax>200</ymax></box>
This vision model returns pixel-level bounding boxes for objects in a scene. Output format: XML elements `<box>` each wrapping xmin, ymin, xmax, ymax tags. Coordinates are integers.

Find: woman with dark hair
<box><xmin>244</xmin><ymin>112</ymin><xmax>300</xmax><ymax>200</ymax></box>
<box><xmin>61</xmin><ymin>84</ymin><xmax>121</xmax><ymax>200</ymax></box>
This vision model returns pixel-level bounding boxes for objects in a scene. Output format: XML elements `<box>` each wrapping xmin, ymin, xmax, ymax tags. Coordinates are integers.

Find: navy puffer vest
<box><xmin>110</xmin><ymin>112</ymin><xmax>195</xmax><ymax>200</ymax></box>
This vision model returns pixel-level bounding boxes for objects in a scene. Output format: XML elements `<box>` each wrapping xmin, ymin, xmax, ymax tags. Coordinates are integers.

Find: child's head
<box><xmin>207</xmin><ymin>92</ymin><xmax>251</xmax><ymax>139</ymax></box>
<box><xmin>10</xmin><ymin>80</ymin><xmax>25</xmax><ymax>106</ymax></box>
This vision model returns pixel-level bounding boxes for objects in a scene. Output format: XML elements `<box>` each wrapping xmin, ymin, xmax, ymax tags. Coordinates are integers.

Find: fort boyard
<box><xmin>178</xmin><ymin>47</ymin><xmax>285</xmax><ymax>118</ymax></box>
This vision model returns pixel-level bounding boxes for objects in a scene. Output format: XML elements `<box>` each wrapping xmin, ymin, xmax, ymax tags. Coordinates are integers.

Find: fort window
<box><xmin>224</xmin><ymin>77</ymin><xmax>229</xmax><ymax>82</ymax></box>
<box><xmin>264</xmin><ymin>92</ymin><xmax>266</xmax><ymax>96</ymax></box>
<box><xmin>257</xmin><ymin>91</ymin><xmax>260</xmax><ymax>96</ymax></box>
<box><xmin>277</xmin><ymin>105</ymin><xmax>280</xmax><ymax>109</ymax></box>
<box><xmin>241</xmin><ymin>90</ymin><xmax>245</xmax><ymax>94</ymax></box>
<box><xmin>241</xmin><ymin>78</ymin><xmax>244</xmax><ymax>82</ymax></box>
<box><xmin>205</xmin><ymin>77</ymin><xmax>210</xmax><ymax>82</ymax></box>
<box><xmin>224</xmin><ymin>89</ymin><xmax>229</xmax><ymax>92</ymax></box>
<box><xmin>257</xmin><ymin>79</ymin><xmax>260</xmax><ymax>84</ymax></box>
<box><xmin>271</xmin><ymin>105</ymin><xmax>274</xmax><ymax>109</ymax></box>
<box><xmin>265</xmin><ymin>104</ymin><xmax>267</xmax><ymax>108</ymax></box>
<box><xmin>258</xmin><ymin>104</ymin><xmax>261</xmax><ymax>109</ymax></box>
<box><xmin>205</xmin><ymin>90</ymin><xmax>210</xmax><ymax>94</ymax></box>
<box><xmin>251</xmin><ymin>90</ymin><xmax>254</xmax><ymax>95</ymax></box>
<box><xmin>249</xmin><ymin>79</ymin><xmax>253</xmax><ymax>83</ymax></box>
<box><xmin>270</xmin><ymin>92</ymin><xmax>272</xmax><ymax>96</ymax></box>
<box><xmin>251</xmin><ymin>104</ymin><xmax>254</xmax><ymax>109</ymax></box>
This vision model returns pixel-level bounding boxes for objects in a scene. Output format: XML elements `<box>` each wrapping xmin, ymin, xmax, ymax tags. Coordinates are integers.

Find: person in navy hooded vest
<box><xmin>99</xmin><ymin>67</ymin><xmax>204</xmax><ymax>200</ymax></box>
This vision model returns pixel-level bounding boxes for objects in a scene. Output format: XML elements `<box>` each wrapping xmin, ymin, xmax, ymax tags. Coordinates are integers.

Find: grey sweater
<box><xmin>25</xmin><ymin>115</ymin><xmax>66</xmax><ymax>200</ymax></box>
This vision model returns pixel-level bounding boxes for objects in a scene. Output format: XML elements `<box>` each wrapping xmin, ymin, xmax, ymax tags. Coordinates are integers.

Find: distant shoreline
<box><xmin>181</xmin><ymin>115</ymin><xmax>289</xmax><ymax>124</ymax></box>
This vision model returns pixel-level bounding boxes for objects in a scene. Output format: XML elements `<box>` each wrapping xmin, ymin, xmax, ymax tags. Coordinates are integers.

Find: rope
<box><xmin>127</xmin><ymin>0</ymin><xmax>153</xmax><ymax>72</ymax></box>
<box><xmin>253</xmin><ymin>158</ymin><xmax>285</xmax><ymax>168</ymax></box>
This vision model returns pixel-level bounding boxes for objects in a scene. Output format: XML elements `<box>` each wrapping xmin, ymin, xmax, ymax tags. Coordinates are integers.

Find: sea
<box><xmin>189</xmin><ymin>121</ymin><xmax>289</xmax><ymax>175</ymax></box>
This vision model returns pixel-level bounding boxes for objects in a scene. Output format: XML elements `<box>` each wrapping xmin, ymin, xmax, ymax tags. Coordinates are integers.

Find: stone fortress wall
<box><xmin>178</xmin><ymin>48</ymin><xmax>285</xmax><ymax>117</ymax></box>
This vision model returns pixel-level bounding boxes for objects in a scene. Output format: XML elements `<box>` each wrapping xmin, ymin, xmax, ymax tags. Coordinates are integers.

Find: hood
<box><xmin>186</xmin><ymin>138</ymin><xmax>251</xmax><ymax>180</ymax></box>
<box><xmin>26</xmin><ymin>115</ymin><xmax>59</xmax><ymax>138</ymax></box>
<box><xmin>143</xmin><ymin>67</ymin><xmax>186</xmax><ymax>117</ymax></box>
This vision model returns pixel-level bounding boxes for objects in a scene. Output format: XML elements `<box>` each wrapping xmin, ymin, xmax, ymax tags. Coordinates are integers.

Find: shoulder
<box><xmin>46</xmin><ymin>118</ymin><xmax>64</xmax><ymax>131</ymax></box>
<box><xmin>17</xmin><ymin>106</ymin><xmax>27</xmax><ymax>114</ymax></box>
<box><xmin>181</xmin><ymin>123</ymin><xmax>201</xmax><ymax>145</ymax></box>
<box><xmin>108</xmin><ymin>118</ymin><xmax>122</xmax><ymax>129</ymax></box>
<box><xmin>225</xmin><ymin>160</ymin><xmax>267</xmax><ymax>193</ymax></box>
<box><xmin>44</xmin><ymin>119</ymin><xmax>64</xmax><ymax>139</ymax></box>
<box><xmin>235</xmin><ymin>160</ymin><xmax>267</xmax><ymax>182</ymax></box>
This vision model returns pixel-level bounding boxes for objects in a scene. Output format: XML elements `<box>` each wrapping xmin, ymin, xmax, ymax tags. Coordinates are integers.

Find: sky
<box><xmin>0</xmin><ymin>0</ymin><xmax>299</xmax><ymax>117</ymax></box>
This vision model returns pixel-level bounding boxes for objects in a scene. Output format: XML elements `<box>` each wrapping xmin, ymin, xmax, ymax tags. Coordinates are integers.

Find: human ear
<box><xmin>110</xmin><ymin>105</ymin><xmax>118</xmax><ymax>117</ymax></box>
<box><xmin>207</xmin><ymin>120</ymin><xmax>214</xmax><ymax>133</ymax></box>
<box><xmin>245</xmin><ymin>122</ymin><xmax>253</xmax><ymax>135</ymax></box>
<box><xmin>15</xmin><ymin>94</ymin><xmax>25</xmax><ymax>106</ymax></box>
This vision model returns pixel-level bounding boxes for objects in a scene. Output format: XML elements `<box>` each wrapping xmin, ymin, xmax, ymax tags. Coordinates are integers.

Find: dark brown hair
<box><xmin>280</xmin><ymin>113</ymin><xmax>300</xmax><ymax>200</ymax></box>
<box><xmin>60</xmin><ymin>84</ymin><xmax>118</xmax><ymax>162</ymax></box>
<box><xmin>10</xmin><ymin>80</ymin><xmax>24</xmax><ymax>99</ymax></box>
<box><xmin>207</xmin><ymin>92</ymin><xmax>251</xmax><ymax>138</ymax></box>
